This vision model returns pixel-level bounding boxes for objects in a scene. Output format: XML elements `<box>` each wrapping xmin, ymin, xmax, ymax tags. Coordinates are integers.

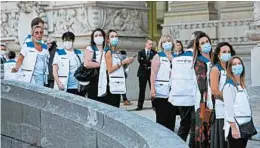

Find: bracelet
<box><xmin>117</xmin><ymin>63</ymin><xmax>121</xmax><ymax>68</ymax></box>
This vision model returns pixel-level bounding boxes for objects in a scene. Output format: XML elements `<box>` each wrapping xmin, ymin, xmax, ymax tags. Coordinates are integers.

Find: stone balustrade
<box><xmin>162</xmin><ymin>19</ymin><xmax>258</xmax><ymax>47</ymax></box>
<box><xmin>1</xmin><ymin>80</ymin><xmax>188</xmax><ymax>148</ymax></box>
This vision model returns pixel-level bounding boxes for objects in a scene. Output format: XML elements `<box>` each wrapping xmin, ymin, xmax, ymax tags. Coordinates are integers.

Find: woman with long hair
<box><xmin>223</xmin><ymin>56</ymin><xmax>256</xmax><ymax>148</ymax></box>
<box><xmin>193</xmin><ymin>32</ymin><xmax>213</xmax><ymax>148</ymax></box>
<box><xmin>102</xmin><ymin>29</ymin><xmax>135</xmax><ymax>107</ymax></box>
<box><xmin>82</xmin><ymin>28</ymin><xmax>106</xmax><ymax>99</ymax></box>
<box><xmin>210</xmin><ymin>42</ymin><xmax>236</xmax><ymax>148</ymax></box>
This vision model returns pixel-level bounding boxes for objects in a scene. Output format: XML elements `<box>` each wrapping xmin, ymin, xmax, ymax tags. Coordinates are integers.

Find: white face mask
<box><xmin>1</xmin><ymin>50</ymin><xmax>6</xmax><ymax>56</ymax></box>
<box><xmin>63</xmin><ymin>41</ymin><xmax>73</xmax><ymax>50</ymax></box>
<box><xmin>94</xmin><ymin>37</ymin><xmax>104</xmax><ymax>45</ymax></box>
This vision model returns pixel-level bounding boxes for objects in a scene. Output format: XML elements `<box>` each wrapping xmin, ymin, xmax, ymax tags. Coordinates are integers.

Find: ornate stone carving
<box><xmin>17</xmin><ymin>1</ymin><xmax>38</xmax><ymax>13</ymax></box>
<box><xmin>170</xmin><ymin>27</ymin><xmax>180</xmax><ymax>39</ymax></box>
<box><xmin>1</xmin><ymin>12</ymin><xmax>19</xmax><ymax>42</ymax></box>
<box><xmin>103</xmin><ymin>8</ymin><xmax>147</xmax><ymax>35</ymax></box>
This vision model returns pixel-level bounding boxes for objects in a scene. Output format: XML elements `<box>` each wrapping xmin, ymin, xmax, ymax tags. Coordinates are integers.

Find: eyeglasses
<box><xmin>47</xmin><ymin>42</ymin><xmax>52</xmax><ymax>45</ymax></box>
<box><xmin>34</xmin><ymin>31</ymin><xmax>43</xmax><ymax>35</ymax></box>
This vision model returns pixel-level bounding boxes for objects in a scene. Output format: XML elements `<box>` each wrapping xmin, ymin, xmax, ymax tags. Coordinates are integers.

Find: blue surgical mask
<box><xmin>110</xmin><ymin>37</ymin><xmax>118</xmax><ymax>46</ymax></box>
<box><xmin>202</xmin><ymin>43</ymin><xmax>211</xmax><ymax>53</ymax></box>
<box><xmin>162</xmin><ymin>42</ymin><xmax>173</xmax><ymax>51</ymax></box>
<box><xmin>232</xmin><ymin>64</ymin><xmax>243</xmax><ymax>76</ymax></box>
<box><xmin>220</xmin><ymin>53</ymin><xmax>231</xmax><ymax>62</ymax></box>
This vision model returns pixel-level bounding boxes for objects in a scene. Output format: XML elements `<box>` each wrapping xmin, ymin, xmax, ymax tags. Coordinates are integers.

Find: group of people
<box><xmin>150</xmin><ymin>31</ymin><xmax>256</xmax><ymax>148</ymax></box>
<box><xmin>0</xmin><ymin>17</ymin><xmax>256</xmax><ymax>148</ymax></box>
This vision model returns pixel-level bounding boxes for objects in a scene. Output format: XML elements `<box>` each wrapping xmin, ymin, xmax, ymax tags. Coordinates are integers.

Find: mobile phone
<box><xmin>132</xmin><ymin>55</ymin><xmax>137</xmax><ymax>58</ymax></box>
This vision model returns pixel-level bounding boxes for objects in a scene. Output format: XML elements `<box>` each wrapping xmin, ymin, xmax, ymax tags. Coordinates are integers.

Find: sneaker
<box><xmin>123</xmin><ymin>100</ymin><xmax>133</xmax><ymax>105</ymax></box>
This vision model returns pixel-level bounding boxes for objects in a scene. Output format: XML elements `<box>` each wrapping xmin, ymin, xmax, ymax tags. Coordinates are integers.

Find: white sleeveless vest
<box><xmin>17</xmin><ymin>42</ymin><xmax>49</xmax><ymax>84</ymax></box>
<box><xmin>108</xmin><ymin>50</ymin><xmax>126</xmax><ymax>94</ymax></box>
<box><xmin>223</xmin><ymin>80</ymin><xmax>251</xmax><ymax>139</ymax></box>
<box><xmin>213</xmin><ymin>64</ymin><xmax>227</xmax><ymax>119</ymax></box>
<box><xmin>169</xmin><ymin>51</ymin><xmax>196</xmax><ymax>106</ymax></box>
<box><xmin>4</xmin><ymin>60</ymin><xmax>17</xmax><ymax>80</ymax></box>
<box><xmin>53</xmin><ymin>48</ymin><xmax>82</xmax><ymax>91</ymax></box>
<box><xmin>155</xmin><ymin>52</ymin><xmax>171</xmax><ymax>98</ymax></box>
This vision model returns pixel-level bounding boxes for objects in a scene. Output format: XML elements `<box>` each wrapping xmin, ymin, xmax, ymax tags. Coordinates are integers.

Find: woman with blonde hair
<box><xmin>223</xmin><ymin>56</ymin><xmax>257</xmax><ymax>148</ymax></box>
<box><xmin>150</xmin><ymin>35</ymin><xmax>177</xmax><ymax>132</ymax></box>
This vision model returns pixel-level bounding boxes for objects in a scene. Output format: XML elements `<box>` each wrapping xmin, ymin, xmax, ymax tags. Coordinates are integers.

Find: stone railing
<box><xmin>162</xmin><ymin>19</ymin><xmax>258</xmax><ymax>47</ymax></box>
<box><xmin>1</xmin><ymin>80</ymin><xmax>188</xmax><ymax>148</ymax></box>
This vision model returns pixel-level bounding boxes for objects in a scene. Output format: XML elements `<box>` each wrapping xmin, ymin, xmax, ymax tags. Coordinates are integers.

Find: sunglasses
<box><xmin>34</xmin><ymin>31</ymin><xmax>43</xmax><ymax>35</ymax></box>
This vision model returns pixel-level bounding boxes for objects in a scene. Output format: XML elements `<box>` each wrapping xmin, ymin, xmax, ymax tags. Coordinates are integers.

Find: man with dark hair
<box><xmin>23</xmin><ymin>17</ymin><xmax>45</xmax><ymax>44</ymax></box>
<box><xmin>62</xmin><ymin>31</ymin><xmax>75</xmax><ymax>42</ymax></box>
<box><xmin>136</xmin><ymin>39</ymin><xmax>157</xmax><ymax>111</ymax></box>
<box><xmin>7</xmin><ymin>51</ymin><xmax>16</xmax><ymax>60</ymax></box>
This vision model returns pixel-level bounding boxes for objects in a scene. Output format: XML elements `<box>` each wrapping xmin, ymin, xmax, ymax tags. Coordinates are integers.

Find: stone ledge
<box><xmin>1</xmin><ymin>80</ymin><xmax>188</xmax><ymax>148</ymax></box>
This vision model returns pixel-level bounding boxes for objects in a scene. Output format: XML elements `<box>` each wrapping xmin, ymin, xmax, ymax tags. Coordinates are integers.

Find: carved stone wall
<box><xmin>0</xmin><ymin>1</ymin><xmax>148</xmax><ymax>51</ymax></box>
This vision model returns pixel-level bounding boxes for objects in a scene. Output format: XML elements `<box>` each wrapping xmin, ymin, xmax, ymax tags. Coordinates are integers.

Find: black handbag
<box><xmin>74</xmin><ymin>47</ymin><xmax>99</xmax><ymax>82</ymax></box>
<box><xmin>234</xmin><ymin>117</ymin><xmax>257</xmax><ymax>139</ymax></box>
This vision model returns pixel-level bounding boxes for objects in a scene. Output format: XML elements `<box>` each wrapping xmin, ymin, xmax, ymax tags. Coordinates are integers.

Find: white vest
<box><xmin>224</xmin><ymin>80</ymin><xmax>251</xmax><ymax>139</ymax></box>
<box><xmin>17</xmin><ymin>42</ymin><xmax>49</xmax><ymax>84</ymax></box>
<box><xmin>155</xmin><ymin>52</ymin><xmax>171</xmax><ymax>98</ymax></box>
<box><xmin>4</xmin><ymin>60</ymin><xmax>18</xmax><ymax>80</ymax></box>
<box><xmin>213</xmin><ymin>64</ymin><xmax>226</xmax><ymax>119</ymax></box>
<box><xmin>168</xmin><ymin>51</ymin><xmax>196</xmax><ymax>106</ymax></box>
<box><xmin>53</xmin><ymin>48</ymin><xmax>82</xmax><ymax>91</ymax></box>
<box><xmin>108</xmin><ymin>49</ymin><xmax>126</xmax><ymax>94</ymax></box>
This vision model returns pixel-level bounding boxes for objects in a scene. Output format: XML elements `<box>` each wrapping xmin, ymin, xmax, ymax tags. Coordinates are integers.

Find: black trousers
<box><xmin>67</xmin><ymin>89</ymin><xmax>79</xmax><ymax>95</ymax></box>
<box><xmin>102</xmin><ymin>91</ymin><xmax>121</xmax><ymax>108</ymax></box>
<box><xmin>121</xmin><ymin>93</ymin><xmax>127</xmax><ymax>101</ymax></box>
<box><xmin>228</xmin><ymin>129</ymin><xmax>248</xmax><ymax>148</ymax></box>
<box><xmin>137</xmin><ymin>76</ymin><xmax>154</xmax><ymax>108</ymax></box>
<box><xmin>45</xmin><ymin>80</ymin><xmax>54</xmax><ymax>88</ymax></box>
<box><xmin>189</xmin><ymin>107</ymin><xmax>196</xmax><ymax>148</ymax></box>
<box><xmin>177</xmin><ymin>106</ymin><xmax>195</xmax><ymax>143</ymax></box>
<box><xmin>154</xmin><ymin>98</ymin><xmax>177</xmax><ymax>132</ymax></box>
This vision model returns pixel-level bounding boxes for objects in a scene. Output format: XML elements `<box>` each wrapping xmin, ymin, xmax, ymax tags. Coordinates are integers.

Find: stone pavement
<box><xmin>120</xmin><ymin>100</ymin><xmax>260</xmax><ymax>148</ymax></box>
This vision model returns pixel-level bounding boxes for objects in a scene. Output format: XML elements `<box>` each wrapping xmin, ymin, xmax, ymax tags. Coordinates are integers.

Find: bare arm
<box><xmin>105</xmin><ymin>50</ymin><xmax>121</xmax><ymax>74</ymax></box>
<box><xmin>84</xmin><ymin>49</ymin><xmax>100</xmax><ymax>68</ymax></box>
<box><xmin>210</xmin><ymin>66</ymin><xmax>223</xmax><ymax>99</ymax></box>
<box><xmin>150</xmin><ymin>54</ymin><xmax>160</xmax><ymax>91</ymax></box>
<box><xmin>52</xmin><ymin>64</ymin><xmax>60</xmax><ymax>84</ymax></box>
<box><xmin>11</xmin><ymin>54</ymin><xmax>24</xmax><ymax>72</ymax></box>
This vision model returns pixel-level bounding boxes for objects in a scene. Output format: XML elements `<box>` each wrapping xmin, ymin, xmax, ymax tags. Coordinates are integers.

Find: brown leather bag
<box><xmin>200</xmin><ymin>102</ymin><xmax>213</xmax><ymax>124</ymax></box>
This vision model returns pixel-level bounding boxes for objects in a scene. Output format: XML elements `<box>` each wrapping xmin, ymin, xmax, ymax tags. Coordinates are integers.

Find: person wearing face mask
<box><xmin>223</xmin><ymin>56</ymin><xmax>256</xmax><ymax>148</ymax></box>
<box><xmin>52</xmin><ymin>31</ymin><xmax>83</xmax><ymax>95</ymax></box>
<box><xmin>1</xmin><ymin>43</ymin><xmax>7</xmax><ymax>79</ymax></box>
<box><xmin>136</xmin><ymin>39</ymin><xmax>157</xmax><ymax>111</ymax></box>
<box><xmin>210</xmin><ymin>42</ymin><xmax>236</xmax><ymax>148</ymax></box>
<box><xmin>11</xmin><ymin>26</ymin><xmax>49</xmax><ymax>86</ymax></box>
<box><xmin>150</xmin><ymin>35</ymin><xmax>177</xmax><ymax>132</ymax></box>
<box><xmin>101</xmin><ymin>29</ymin><xmax>134</xmax><ymax>108</ymax></box>
<box><xmin>23</xmin><ymin>17</ymin><xmax>45</xmax><ymax>44</ymax></box>
<box><xmin>83</xmin><ymin>28</ymin><xmax>106</xmax><ymax>99</ymax></box>
<box><xmin>193</xmin><ymin>33</ymin><xmax>213</xmax><ymax>148</ymax></box>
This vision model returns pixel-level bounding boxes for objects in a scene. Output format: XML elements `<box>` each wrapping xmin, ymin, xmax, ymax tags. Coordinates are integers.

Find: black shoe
<box><xmin>135</xmin><ymin>107</ymin><xmax>143</xmax><ymax>111</ymax></box>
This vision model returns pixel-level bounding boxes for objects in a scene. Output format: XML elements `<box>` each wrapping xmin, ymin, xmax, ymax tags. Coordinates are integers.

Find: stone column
<box><xmin>220</xmin><ymin>1</ymin><xmax>253</xmax><ymax>20</ymax></box>
<box><xmin>164</xmin><ymin>1</ymin><xmax>218</xmax><ymax>24</ymax></box>
<box><xmin>246</xmin><ymin>1</ymin><xmax>260</xmax><ymax>86</ymax></box>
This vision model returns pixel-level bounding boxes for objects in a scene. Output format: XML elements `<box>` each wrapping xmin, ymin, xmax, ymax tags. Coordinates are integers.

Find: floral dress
<box><xmin>194</xmin><ymin>56</ymin><xmax>212</xmax><ymax>148</ymax></box>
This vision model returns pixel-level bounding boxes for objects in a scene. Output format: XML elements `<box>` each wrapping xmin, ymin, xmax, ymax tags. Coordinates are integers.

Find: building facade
<box><xmin>1</xmin><ymin>1</ymin><xmax>259</xmax><ymax>100</ymax></box>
